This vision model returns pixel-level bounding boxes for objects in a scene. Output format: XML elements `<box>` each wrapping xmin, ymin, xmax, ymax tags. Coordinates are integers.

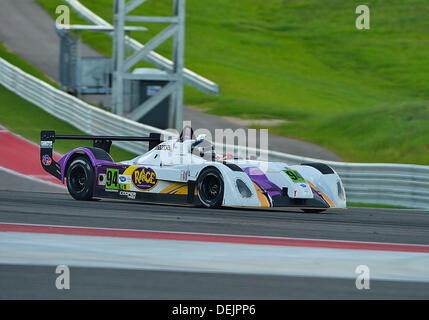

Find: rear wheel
<box><xmin>66</xmin><ymin>156</ymin><xmax>94</xmax><ymax>200</ymax></box>
<box><xmin>197</xmin><ymin>167</ymin><xmax>224</xmax><ymax>208</ymax></box>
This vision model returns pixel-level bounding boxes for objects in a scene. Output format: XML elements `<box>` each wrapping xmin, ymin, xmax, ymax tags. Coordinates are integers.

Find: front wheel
<box><xmin>196</xmin><ymin>167</ymin><xmax>224</xmax><ymax>208</ymax></box>
<box><xmin>66</xmin><ymin>156</ymin><xmax>94</xmax><ymax>200</ymax></box>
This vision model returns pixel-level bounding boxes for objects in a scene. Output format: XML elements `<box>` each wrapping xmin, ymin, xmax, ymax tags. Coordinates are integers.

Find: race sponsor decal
<box><xmin>156</xmin><ymin>144</ymin><xmax>171</xmax><ymax>151</ymax></box>
<box><xmin>132</xmin><ymin>167</ymin><xmax>158</xmax><ymax>191</ymax></box>
<box><xmin>105</xmin><ymin>168</ymin><xmax>128</xmax><ymax>190</ymax></box>
<box><xmin>42</xmin><ymin>155</ymin><xmax>52</xmax><ymax>166</ymax></box>
<box><xmin>180</xmin><ymin>170</ymin><xmax>189</xmax><ymax>182</ymax></box>
<box><xmin>119</xmin><ymin>191</ymin><xmax>136</xmax><ymax>200</ymax></box>
<box><xmin>283</xmin><ymin>169</ymin><xmax>305</xmax><ymax>183</ymax></box>
<box><xmin>98</xmin><ymin>173</ymin><xmax>106</xmax><ymax>186</ymax></box>
<box><xmin>40</xmin><ymin>141</ymin><xmax>53</xmax><ymax>148</ymax></box>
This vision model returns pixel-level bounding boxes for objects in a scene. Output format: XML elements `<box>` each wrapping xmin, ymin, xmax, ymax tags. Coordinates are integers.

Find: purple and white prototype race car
<box><xmin>40</xmin><ymin>130</ymin><xmax>346</xmax><ymax>213</ymax></box>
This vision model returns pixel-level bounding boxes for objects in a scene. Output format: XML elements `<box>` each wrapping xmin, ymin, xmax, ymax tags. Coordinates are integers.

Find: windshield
<box><xmin>191</xmin><ymin>139</ymin><xmax>218</xmax><ymax>161</ymax></box>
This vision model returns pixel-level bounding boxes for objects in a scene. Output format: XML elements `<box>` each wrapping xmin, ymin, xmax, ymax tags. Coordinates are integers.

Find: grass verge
<box><xmin>347</xmin><ymin>202</ymin><xmax>410</xmax><ymax>210</ymax></box>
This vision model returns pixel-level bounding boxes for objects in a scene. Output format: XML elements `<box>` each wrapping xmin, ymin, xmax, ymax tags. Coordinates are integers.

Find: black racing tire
<box><xmin>301</xmin><ymin>209</ymin><xmax>326</xmax><ymax>214</ymax></box>
<box><xmin>66</xmin><ymin>156</ymin><xmax>94</xmax><ymax>201</ymax></box>
<box><xmin>196</xmin><ymin>167</ymin><xmax>224</xmax><ymax>208</ymax></box>
<box><xmin>300</xmin><ymin>162</ymin><xmax>334</xmax><ymax>175</ymax></box>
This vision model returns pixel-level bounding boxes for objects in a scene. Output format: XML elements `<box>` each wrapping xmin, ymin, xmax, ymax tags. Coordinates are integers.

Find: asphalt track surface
<box><xmin>2</xmin><ymin>264</ymin><xmax>429</xmax><ymax>300</ymax></box>
<box><xmin>2</xmin><ymin>190</ymin><xmax>429</xmax><ymax>245</ymax></box>
<box><xmin>1</xmin><ymin>182</ymin><xmax>429</xmax><ymax>299</ymax></box>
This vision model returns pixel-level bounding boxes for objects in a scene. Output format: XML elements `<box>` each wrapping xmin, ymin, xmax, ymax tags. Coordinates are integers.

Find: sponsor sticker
<box><xmin>180</xmin><ymin>170</ymin><xmax>189</xmax><ymax>182</ymax></box>
<box><xmin>40</xmin><ymin>141</ymin><xmax>53</xmax><ymax>148</ymax></box>
<box><xmin>106</xmin><ymin>168</ymin><xmax>128</xmax><ymax>190</ymax></box>
<box><xmin>120</xmin><ymin>191</ymin><xmax>136</xmax><ymax>200</ymax></box>
<box><xmin>132</xmin><ymin>167</ymin><xmax>158</xmax><ymax>191</ymax></box>
<box><xmin>283</xmin><ymin>169</ymin><xmax>305</xmax><ymax>182</ymax></box>
<box><xmin>106</xmin><ymin>168</ymin><xmax>119</xmax><ymax>190</ymax></box>
<box><xmin>156</xmin><ymin>144</ymin><xmax>171</xmax><ymax>151</ymax></box>
<box><xmin>98</xmin><ymin>174</ymin><xmax>106</xmax><ymax>186</ymax></box>
<box><xmin>42</xmin><ymin>155</ymin><xmax>52</xmax><ymax>166</ymax></box>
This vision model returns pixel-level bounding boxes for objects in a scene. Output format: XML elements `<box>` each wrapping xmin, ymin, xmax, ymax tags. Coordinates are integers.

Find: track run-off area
<box><xmin>1</xmin><ymin>189</ymin><xmax>429</xmax><ymax>299</ymax></box>
<box><xmin>1</xmin><ymin>129</ymin><xmax>429</xmax><ymax>299</ymax></box>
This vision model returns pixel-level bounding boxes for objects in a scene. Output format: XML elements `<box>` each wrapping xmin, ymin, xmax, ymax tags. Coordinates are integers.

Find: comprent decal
<box><xmin>120</xmin><ymin>191</ymin><xmax>136</xmax><ymax>199</ymax></box>
<box><xmin>132</xmin><ymin>167</ymin><xmax>158</xmax><ymax>191</ymax></box>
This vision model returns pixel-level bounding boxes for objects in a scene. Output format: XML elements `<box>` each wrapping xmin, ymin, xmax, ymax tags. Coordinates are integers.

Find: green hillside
<box><xmin>37</xmin><ymin>0</ymin><xmax>429</xmax><ymax>164</ymax></box>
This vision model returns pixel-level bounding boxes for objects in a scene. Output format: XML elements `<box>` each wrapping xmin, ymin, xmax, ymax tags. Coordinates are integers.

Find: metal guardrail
<box><xmin>1</xmin><ymin>57</ymin><xmax>429</xmax><ymax>210</ymax></box>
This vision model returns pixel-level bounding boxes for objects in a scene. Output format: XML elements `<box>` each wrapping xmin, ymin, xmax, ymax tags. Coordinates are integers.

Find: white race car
<box><xmin>40</xmin><ymin>130</ymin><xmax>346</xmax><ymax>213</ymax></box>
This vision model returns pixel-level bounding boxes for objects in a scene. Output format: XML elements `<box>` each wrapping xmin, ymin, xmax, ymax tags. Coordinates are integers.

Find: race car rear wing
<box><xmin>40</xmin><ymin>130</ymin><xmax>163</xmax><ymax>180</ymax></box>
<box><xmin>40</xmin><ymin>131</ymin><xmax>163</xmax><ymax>152</ymax></box>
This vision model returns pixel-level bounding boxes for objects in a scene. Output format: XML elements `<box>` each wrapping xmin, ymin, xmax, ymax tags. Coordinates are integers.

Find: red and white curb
<box><xmin>1</xmin><ymin>222</ymin><xmax>429</xmax><ymax>253</ymax></box>
<box><xmin>0</xmin><ymin>126</ymin><xmax>64</xmax><ymax>188</ymax></box>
